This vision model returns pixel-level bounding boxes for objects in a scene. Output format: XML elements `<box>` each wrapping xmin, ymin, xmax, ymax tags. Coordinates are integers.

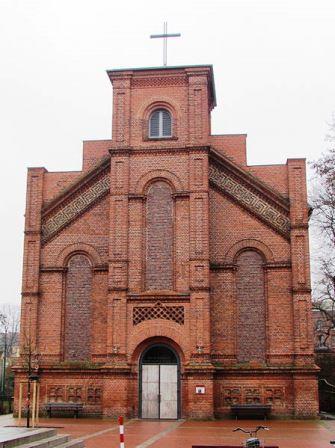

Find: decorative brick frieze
<box><xmin>67</xmin><ymin>386</ymin><xmax>83</xmax><ymax>402</ymax></box>
<box><xmin>48</xmin><ymin>385</ymin><xmax>65</xmax><ymax>402</ymax></box>
<box><xmin>133</xmin><ymin>302</ymin><xmax>184</xmax><ymax>326</ymax></box>
<box><xmin>87</xmin><ymin>387</ymin><xmax>102</xmax><ymax>404</ymax></box>
<box><xmin>41</xmin><ymin>172</ymin><xmax>110</xmax><ymax>243</ymax></box>
<box><xmin>221</xmin><ymin>386</ymin><xmax>285</xmax><ymax>407</ymax></box>
<box><xmin>209</xmin><ymin>164</ymin><xmax>290</xmax><ymax>238</ymax></box>
<box><xmin>131</xmin><ymin>76</ymin><xmax>187</xmax><ymax>88</ymax></box>
<box><xmin>47</xmin><ymin>384</ymin><xmax>102</xmax><ymax>405</ymax></box>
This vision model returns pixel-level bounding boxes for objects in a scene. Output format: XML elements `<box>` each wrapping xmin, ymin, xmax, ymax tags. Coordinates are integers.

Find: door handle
<box><xmin>158</xmin><ymin>394</ymin><xmax>161</xmax><ymax>403</ymax></box>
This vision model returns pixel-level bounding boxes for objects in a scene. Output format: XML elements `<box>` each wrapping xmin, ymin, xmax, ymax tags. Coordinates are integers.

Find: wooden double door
<box><xmin>141</xmin><ymin>363</ymin><xmax>178</xmax><ymax>419</ymax></box>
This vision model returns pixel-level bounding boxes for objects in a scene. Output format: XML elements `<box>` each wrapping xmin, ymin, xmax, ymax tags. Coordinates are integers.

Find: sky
<box><xmin>0</xmin><ymin>0</ymin><xmax>334</xmax><ymax>307</ymax></box>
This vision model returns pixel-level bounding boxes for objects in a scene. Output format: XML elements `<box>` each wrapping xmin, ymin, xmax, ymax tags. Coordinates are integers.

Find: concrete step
<box><xmin>0</xmin><ymin>429</ymin><xmax>57</xmax><ymax>448</ymax></box>
<box><xmin>56</xmin><ymin>439</ymin><xmax>85</xmax><ymax>448</ymax></box>
<box><xmin>15</xmin><ymin>434</ymin><xmax>70</xmax><ymax>448</ymax></box>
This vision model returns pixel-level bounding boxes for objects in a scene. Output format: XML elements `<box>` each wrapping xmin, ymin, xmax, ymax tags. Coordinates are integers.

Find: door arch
<box><xmin>139</xmin><ymin>344</ymin><xmax>180</xmax><ymax>419</ymax></box>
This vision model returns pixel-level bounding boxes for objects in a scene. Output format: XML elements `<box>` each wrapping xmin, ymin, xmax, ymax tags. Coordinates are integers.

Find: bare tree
<box><xmin>0</xmin><ymin>304</ymin><xmax>20</xmax><ymax>358</ymax></box>
<box><xmin>311</xmin><ymin>114</ymin><xmax>335</xmax><ymax>347</ymax></box>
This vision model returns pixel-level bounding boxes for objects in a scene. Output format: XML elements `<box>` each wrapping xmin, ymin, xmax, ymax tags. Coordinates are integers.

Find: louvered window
<box><xmin>149</xmin><ymin>109</ymin><xmax>172</xmax><ymax>138</ymax></box>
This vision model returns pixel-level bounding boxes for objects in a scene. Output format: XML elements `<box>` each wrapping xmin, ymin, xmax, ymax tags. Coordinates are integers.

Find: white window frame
<box><xmin>149</xmin><ymin>109</ymin><xmax>172</xmax><ymax>138</ymax></box>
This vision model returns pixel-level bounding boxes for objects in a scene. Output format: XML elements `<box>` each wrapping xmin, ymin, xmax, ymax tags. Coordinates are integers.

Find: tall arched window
<box><xmin>236</xmin><ymin>250</ymin><xmax>266</xmax><ymax>363</ymax></box>
<box><xmin>64</xmin><ymin>254</ymin><xmax>92</xmax><ymax>361</ymax></box>
<box><xmin>149</xmin><ymin>109</ymin><xmax>172</xmax><ymax>138</ymax></box>
<box><xmin>146</xmin><ymin>181</ymin><xmax>173</xmax><ymax>290</ymax></box>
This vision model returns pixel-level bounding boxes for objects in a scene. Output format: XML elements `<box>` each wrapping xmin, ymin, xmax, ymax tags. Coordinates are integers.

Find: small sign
<box><xmin>195</xmin><ymin>386</ymin><xmax>205</xmax><ymax>394</ymax></box>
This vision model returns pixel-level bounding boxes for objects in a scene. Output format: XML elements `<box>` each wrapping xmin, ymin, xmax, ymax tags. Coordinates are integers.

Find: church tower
<box><xmin>15</xmin><ymin>65</ymin><xmax>318</xmax><ymax>418</ymax></box>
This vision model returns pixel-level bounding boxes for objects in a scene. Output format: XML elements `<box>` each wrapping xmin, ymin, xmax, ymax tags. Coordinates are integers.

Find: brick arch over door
<box><xmin>236</xmin><ymin>249</ymin><xmax>266</xmax><ymax>363</ymax></box>
<box><xmin>64</xmin><ymin>253</ymin><xmax>92</xmax><ymax>361</ymax></box>
<box><xmin>145</xmin><ymin>181</ymin><xmax>173</xmax><ymax>291</ymax></box>
<box><xmin>129</xmin><ymin>323</ymin><xmax>189</xmax><ymax>365</ymax></box>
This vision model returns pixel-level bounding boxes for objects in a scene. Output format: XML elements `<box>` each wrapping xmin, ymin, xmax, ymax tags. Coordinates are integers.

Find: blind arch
<box><xmin>236</xmin><ymin>250</ymin><xmax>266</xmax><ymax>363</ymax></box>
<box><xmin>146</xmin><ymin>181</ymin><xmax>173</xmax><ymax>290</ymax></box>
<box><xmin>64</xmin><ymin>253</ymin><xmax>92</xmax><ymax>361</ymax></box>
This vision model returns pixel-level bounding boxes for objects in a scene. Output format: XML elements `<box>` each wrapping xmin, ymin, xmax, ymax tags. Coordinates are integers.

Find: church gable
<box><xmin>41</xmin><ymin>157</ymin><xmax>110</xmax><ymax>244</ymax></box>
<box><xmin>209</xmin><ymin>188</ymin><xmax>291</xmax><ymax>265</ymax></box>
<box><xmin>41</xmin><ymin>194</ymin><xmax>110</xmax><ymax>267</ymax></box>
<box><xmin>209</xmin><ymin>148</ymin><xmax>290</xmax><ymax>239</ymax></box>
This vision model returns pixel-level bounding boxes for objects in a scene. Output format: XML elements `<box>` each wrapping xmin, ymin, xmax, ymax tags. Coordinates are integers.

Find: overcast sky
<box><xmin>0</xmin><ymin>0</ymin><xmax>334</xmax><ymax>308</ymax></box>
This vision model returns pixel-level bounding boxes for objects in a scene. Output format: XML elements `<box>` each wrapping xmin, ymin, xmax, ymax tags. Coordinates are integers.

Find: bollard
<box><xmin>118</xmin><ymin>416</ymin><xmax>125</xmax><ymax>448</ymax></box>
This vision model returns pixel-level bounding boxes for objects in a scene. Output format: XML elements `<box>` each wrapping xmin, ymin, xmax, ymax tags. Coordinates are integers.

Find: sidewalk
<box><xmin>1</xmin><ymin>414</ymin><xmax>335</xmax><ymax>447</ymax></box>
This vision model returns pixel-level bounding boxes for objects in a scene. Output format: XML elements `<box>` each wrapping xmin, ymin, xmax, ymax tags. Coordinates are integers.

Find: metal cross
<box><xmin>150</xmin><ymin>22</ymin><xmax>181</xmax><ymax>67</ymax></box>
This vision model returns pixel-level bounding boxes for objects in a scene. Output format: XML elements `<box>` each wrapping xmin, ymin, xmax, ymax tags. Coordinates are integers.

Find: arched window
<box><xmin>236</xmin><ymin>250</ymin><xmax>266</xmax><ymax>363</ymax></box>
<box><xmin>149</xmin><ymin>109</ymin><xmax>172</xmax><ymax>138</ymax></box>
<box><xmin>64</xmin><ymin>254</ymin><xmax>92</xmax><ymax>361</ymax></box>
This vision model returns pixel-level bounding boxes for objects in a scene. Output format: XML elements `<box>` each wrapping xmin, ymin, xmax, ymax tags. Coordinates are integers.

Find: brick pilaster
<box><xmin>21</xmin><ymin>167</ymin><xmax>45</xmax><ymax>349</ymax></box>
<box><xmin>109</xmin><ymin>74</ymin><xmax>132</xmax><ymax>148</ymax></box>
<box><xmin>287</xmin><ymin>158</ymin><xmax>314</xmax><ymax>366</ymax></box>
<box><xmin>189</xmin><ymin>149</ymin><xmax>211</xmax><ymax>363</ymax></box>
<box><xmin>107</xmin><ymin>150</ymin><xmax>130</xmax><ymax>363</ymax></box>
<box><xmin>186</xmin><ymin>70</ymin><xmax>211</xmax><ymax>145</ymax></box>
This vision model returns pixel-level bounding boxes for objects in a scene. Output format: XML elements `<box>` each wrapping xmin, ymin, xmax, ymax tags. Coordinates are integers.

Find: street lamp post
<box><xmin>1</xmin><ymin>328</ymin><xmax>7</xmax><ymax>396</ymax></box>
<box><xmin>0</xmin><ymin>314</ymin><xmax>8</xmax><ymax>414</ymax></box>
<box><xmin>22</xmin><ymin>341</ymin><xmax>39</xmax><ymax>428</ymax></box>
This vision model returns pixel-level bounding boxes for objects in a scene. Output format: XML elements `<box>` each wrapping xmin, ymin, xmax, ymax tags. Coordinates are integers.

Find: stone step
<box><xmin>56</xmin><ymin>439</ymin><xmax>85</xmax><ymax>448</ymax></box>
<box><xmin>0</xmin><ymin>429</ymin><xmax>57</xmax><ymax>448</ymax></box>
<box><xmin>15</xmin><ymin>434</ymin><xmax>70</xmax><ymax>448</ymax></box>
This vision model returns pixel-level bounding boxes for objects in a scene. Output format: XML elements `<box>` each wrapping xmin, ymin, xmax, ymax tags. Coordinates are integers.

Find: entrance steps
<box><xmin>0</xmin><ymin>428</ymin><xmax>84</xmax><ymax>448</ymax></box>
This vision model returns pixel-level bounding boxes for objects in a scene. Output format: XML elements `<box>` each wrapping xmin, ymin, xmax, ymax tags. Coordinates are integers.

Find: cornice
<box><xmin>210</xmin><ymin>263</ymin><xmax>237</xmax><ymax>271</ymax></box>
<box><xmin>21</xmin><ymin>291</ymin><xmax>40</xmax><ymax>297</ymax></box>
<box><xmin>128</xmin><ymin>292</ymin><xmax>190</xmax><ymax>303</ymax></box>
<box><xmin>121</xmin><ymin>145</ymin><xmax>210</xmax><ymax>156</ymax></box>
<box><xmin>211</xmin><ymin>261</ymin><xmax>291</xmax><ymax>271</ymax></box>
<box><xmin>40</xmin><ymin>266</ymin><xmax>67</xmax><ymax>273</ymax></box>
<box><xmin>109</xmin><ymin>147</ymin><xmax>132</xmax><ymax>156</ymax></box>
<box><xmin>213</xmin><ymin>366</ymin><xmax>319</xmax><ymax>375</ymax></box>
<box><xmin>265</xmin><ymin>261</ymin><xmax>291</xmax><ymax>269</ymax></box>
<box><xmin>292</xmin><ymin>287</ymin><xmax>312</xmax><ymax>294</ymax></box>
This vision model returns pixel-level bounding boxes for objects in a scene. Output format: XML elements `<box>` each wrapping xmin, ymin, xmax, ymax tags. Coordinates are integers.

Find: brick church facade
<box><xmin>15</xmin><ymin>65</ymin><xmax>319</xmax><ymax>418</ymax></box>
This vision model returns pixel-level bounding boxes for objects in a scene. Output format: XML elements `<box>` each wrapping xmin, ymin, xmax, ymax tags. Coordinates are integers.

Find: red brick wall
<box><xmin>214</xmin><ymin>374</ymin><xmax>295</xmax><ymax>417</ymax></box>
<box><xmin>146</xmin><ymin>181</ymin><xmax>173</xmax><ymax>290</ymax></box>
<box><xmin>247</xmin><ymin>165</ymin><xmax>289</xmax><ymax>196</ymax></box>
<box><xmin>210</xmin><ymin>134</ymin><xmax>247</xmax><ymax>166</ymax></box>
<box><xmin>64</xmin><ymin>254</ymin><xmax>92</xmax><ymax>361</ymax></box>
<box><xmin>236</xmin><ymin>250</ymin><xmax>266</xmax><ymax>363</ymax></box>
<box><xmin>15</xmin><ymin>65</ymin><xmax>319</xmax><ymax>419</ymax></box>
